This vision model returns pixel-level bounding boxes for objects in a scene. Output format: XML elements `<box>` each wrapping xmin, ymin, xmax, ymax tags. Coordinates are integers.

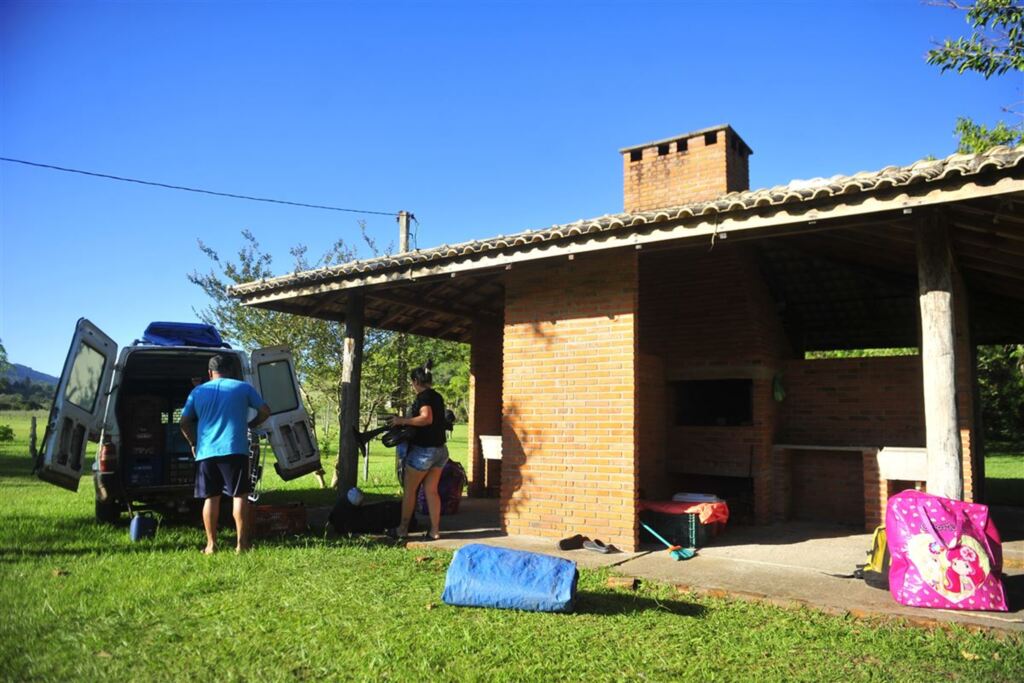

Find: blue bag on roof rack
<box><xmin>141</xmin><ymin>322</ymin><xmax>229</xmax><ymax>348</ymax></box>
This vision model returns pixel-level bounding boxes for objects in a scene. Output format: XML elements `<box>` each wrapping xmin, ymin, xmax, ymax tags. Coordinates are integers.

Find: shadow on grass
<box><xmin>0</xmin><ymin>452</ymin><xmax>36</xmax><ymax>478</ymax></box>
<box><xmin>575</xmin><ymin>591</ymin><xmax>707</xmax><ymax>617</ymax></box>
<box><xmin>0</xmin><ymin>512</ymin><xmax>383</xmax><ymax>562</ymax></box>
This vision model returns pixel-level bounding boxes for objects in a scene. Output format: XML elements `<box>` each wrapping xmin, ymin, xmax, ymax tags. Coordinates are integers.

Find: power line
<box><xmin>0</xmin><ymin>156</ymin><xmax>397</xmax><ymax>217</ymax></box>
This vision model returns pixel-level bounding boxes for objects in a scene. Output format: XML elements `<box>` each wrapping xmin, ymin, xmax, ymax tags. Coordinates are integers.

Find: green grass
<box><xmin>257</xmin><ymin>423</ymin><xmax>469</xmax><ymax>505</ymax></box>
<box><xmin>2</xmin><ymin>411</ymin><xmax>1023</xmax><ymax>681</ymax></box>
<box><xmin>985</xmin><ymin>443</ymin><xmax>1024</xmax><ymax>506</ymax></box>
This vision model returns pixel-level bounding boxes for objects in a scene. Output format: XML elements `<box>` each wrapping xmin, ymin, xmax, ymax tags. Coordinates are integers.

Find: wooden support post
<box><xmin>29</xmin><ymin>417</ymin><xmax>37</xmax><ymax>458</ymax></box>
<box><xmin>916</xmin><ymin>215</ymin><xmax>963</xmax><ymax>500</ymax></box>
<box><xmin>337</xmin><ymin>290</ymin><xmax>365</xmax><ymax>495</ymax></box>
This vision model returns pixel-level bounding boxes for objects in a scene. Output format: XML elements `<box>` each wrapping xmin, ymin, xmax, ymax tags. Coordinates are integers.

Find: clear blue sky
<box><xmin>1</xmin><ymin>0</ymin><xmax>1019</xmax><ymax>376</ymax></box>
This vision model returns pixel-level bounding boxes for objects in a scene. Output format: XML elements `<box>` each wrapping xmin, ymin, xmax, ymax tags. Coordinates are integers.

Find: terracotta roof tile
<box><xmin>230</xmin><ymin>145</ymin><xmax>1024</xmax><ymax>297</ymax></box>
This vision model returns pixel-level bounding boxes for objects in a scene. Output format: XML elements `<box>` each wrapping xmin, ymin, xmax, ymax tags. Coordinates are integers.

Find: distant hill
<box><xmin>4</xmin><ymin>364</ymin><xmax>58</xmax><ymax>386</ymax></box>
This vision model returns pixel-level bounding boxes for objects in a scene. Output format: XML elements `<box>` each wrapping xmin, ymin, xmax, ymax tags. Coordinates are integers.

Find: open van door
<box><xmin>38</xmin><ymin>319</ymin><xmax>117</xmax><ymax>491</ymax></box>
<box><xmin>250</xmin><ymin>346</ymin><xmax>321</xmax><ymax>481</ymax></box>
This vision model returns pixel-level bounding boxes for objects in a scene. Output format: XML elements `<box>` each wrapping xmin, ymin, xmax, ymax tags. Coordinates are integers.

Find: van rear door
<box><xmin>38</xmin><ymin>319</ymin><xmax>117</xmax><ymax>491</ymax></box>
<box><xmin>250</xmin><ymin>346</ymin><xmax>321</xmax><ymax>480</ymax></box>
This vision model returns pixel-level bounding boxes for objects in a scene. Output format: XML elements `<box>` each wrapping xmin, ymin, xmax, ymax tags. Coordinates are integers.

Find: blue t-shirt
<box><xmin>182</xmin><ymin>378</ymin><xmax>265</xmax><ymax>460</ymax></box>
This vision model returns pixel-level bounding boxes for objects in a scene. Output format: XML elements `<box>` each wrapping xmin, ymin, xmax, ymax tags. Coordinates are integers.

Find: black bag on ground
<box><xmin>329</xmin><ymin>499</ymin><xmax>419</xmax><ymax>536</ymax></box>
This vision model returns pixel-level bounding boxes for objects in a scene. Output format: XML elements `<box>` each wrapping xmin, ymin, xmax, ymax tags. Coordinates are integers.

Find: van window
<box><xmin>258</xmin><ymin>360</ymin><xmax>299</xmax><ymax>414</ymax></box>
<box><xmin>64</xmin><ymin>341</ymin><xmax>107</xmax><ymax>412</ymax></box>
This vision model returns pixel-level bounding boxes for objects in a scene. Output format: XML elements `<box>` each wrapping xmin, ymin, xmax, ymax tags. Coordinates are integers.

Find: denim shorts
<box><xmin>403</xmin><ymin>444</ymin><xmax>449</xmax><ymax>472</ymax></box>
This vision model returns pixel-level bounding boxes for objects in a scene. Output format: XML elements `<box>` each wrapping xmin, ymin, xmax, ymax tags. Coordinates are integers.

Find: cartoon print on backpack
<box><xmin>903</xmin><ymin>534</ymin><xmax>944</xmax><ymax>592</ymax></box>
<box><xmin>941</xmin><ymin>544</ymin><xmax>988</xmax><ymax>599</ymax></box>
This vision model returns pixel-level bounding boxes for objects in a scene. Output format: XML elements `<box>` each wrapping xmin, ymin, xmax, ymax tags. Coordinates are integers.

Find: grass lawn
<box><xmin>1</xmin><ymin>410</ymin><xmax>1023</xmax><ymax>681</ymax></box>
<box><xmin>985</xmin><ymin>443</ymin><xmax>1024</xmax><ymax>507</ymax></box>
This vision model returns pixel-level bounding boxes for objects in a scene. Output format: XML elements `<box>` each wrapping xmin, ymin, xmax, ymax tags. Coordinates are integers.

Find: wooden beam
<box><xmin>916</xmin><ymin>215</ymin><xmax>963</xmax><ymax>500</ymax></box>
<box><xmin>337</xmin><ymin>290</ymin><xmax>365</xmax><ymax>494</ymax></box>
<box><xmin>368</xmin><ymin>290</ymin><xmax>499</xmax><ymax>322</ymax></box>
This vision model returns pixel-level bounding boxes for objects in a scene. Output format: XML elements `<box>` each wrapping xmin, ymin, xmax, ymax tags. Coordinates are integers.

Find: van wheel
<box><xmin>95</xmin><ymin>500</ymin><xmax>122</xmax><ymax>524</ymax></box>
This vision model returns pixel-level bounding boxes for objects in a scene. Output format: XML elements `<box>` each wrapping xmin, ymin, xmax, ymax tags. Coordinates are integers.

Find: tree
<box><xmin>0</xmin><ymin>339</ymin><xmax>9</xmax><ymax>376</ymax></box>
<box><xmin>189</xmin><ymin>230</ymin><xmax>352</xmax><ymax>458</ymax></box>
<box><xmin>927</xmin><ymin>0</ymin><xmax>1024</xmax><ymax>78</ymax></box>
<box><xmin>928</xmin><ymin>0</ymin><xmax>1024</xmax><ymax>151</ymax></box>
<box><xmin>190</xmin><ymin>229</ymin><xmax>473</xmax><ymax>485</ymax></box>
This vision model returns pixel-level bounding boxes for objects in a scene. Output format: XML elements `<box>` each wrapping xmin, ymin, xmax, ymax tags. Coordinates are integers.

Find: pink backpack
<box><xmin>886</xmin><ymin>490</ymin><xmax>1007</xmax><ymax>611</ymax></box>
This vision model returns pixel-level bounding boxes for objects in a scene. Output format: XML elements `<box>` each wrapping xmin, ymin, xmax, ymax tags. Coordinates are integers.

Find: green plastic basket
<box><xmin>639</xmin><ymin>510</ymin><xmax>712</xmax><ymax>548</ymax></box>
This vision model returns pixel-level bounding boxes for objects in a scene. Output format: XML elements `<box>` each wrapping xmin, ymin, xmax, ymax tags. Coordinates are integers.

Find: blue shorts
<box><xmin>195</xmin><ymin>454</ymin><xmax>250</xmax><ymax>499</ymax></box>
<box><xmin>403</xmin><ymin>444</ymin><xmax>449</xmax><ymax>472</ymax></box>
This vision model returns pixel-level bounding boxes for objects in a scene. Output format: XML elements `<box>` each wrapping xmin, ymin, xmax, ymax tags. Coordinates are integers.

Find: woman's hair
<box><xmin>410</xmin><ymin>358</ymin><xmax>433</xmax><ymax>386</ymax></box>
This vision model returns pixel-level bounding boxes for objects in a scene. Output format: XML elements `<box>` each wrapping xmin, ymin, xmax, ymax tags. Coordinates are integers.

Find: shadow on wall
<box><xmin>497</xmin><ymin>400</ymin><xmax>526</xmax><ymax>528</ymax></box>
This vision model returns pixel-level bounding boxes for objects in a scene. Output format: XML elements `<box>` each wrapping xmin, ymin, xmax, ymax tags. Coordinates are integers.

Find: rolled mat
<box><xmin>442</xmin><ymin>544</ymin><xmax>579</xmax><ymax>612</ymax></box>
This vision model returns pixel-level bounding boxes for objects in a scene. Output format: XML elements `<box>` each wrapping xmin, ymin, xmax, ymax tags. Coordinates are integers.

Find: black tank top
<box><xmin>410</xmin><ymin>388</ymin><xmax>446</xmax><ymax>447</ymax></box>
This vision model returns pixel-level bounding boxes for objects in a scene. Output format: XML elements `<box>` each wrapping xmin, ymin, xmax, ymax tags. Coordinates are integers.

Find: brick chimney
<box><xmin>621</xmin><ymin>124</ymin><xmax>752</xmax><ymax>213</ymax></box>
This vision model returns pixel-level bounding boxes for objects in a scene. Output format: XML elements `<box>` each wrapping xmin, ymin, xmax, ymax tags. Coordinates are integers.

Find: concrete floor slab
<box><xmin>319</xmin><ymin>497</ymin><xmax>1024</xmax><ymax>632</ymax></box>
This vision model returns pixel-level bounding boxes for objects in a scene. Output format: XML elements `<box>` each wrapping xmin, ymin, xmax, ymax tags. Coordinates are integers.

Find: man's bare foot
<box><xmin>236</xmin><ymin>544</ymin><xmax>252</xmax><ymax>554</ymax></box>
<box><xmin>202</xmin><ymin>545</ymin><xmax>216</xmax><ymax>555</ymax></box>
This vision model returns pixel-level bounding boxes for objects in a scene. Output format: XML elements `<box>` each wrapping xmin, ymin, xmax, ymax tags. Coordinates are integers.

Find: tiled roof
<box><xmin>230</xmin><ymin>144</ymin><xmax>1024</xmax><ymax>297</ymax></box>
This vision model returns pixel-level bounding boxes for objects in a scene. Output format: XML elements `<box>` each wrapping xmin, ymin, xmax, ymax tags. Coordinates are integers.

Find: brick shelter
<box><xmin>231</xmin><ymin>126</ymin><xmax>1024</xmax><ymax>551</ymax></box>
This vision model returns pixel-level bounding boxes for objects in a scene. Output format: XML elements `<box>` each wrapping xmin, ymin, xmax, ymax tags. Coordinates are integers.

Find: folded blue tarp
<box><xmin>142</xmin><ymin>322</ymin><xmax>227</xmax><ymax>348</ymax></box>
<box><xmin>442</xmin><ymin>544</ymin><xmax>578</xmax><ymax>613</ymax></box>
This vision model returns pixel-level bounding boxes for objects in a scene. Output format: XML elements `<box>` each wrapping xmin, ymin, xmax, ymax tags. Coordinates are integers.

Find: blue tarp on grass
<box><xmin>442</xmin><ymin>544</ymin><xmax>578</xmax><ymax>613</ymax></box>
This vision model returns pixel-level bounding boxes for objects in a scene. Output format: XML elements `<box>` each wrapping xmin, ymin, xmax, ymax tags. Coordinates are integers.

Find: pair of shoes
<box><xmin>583</xmin><ymin>539</ymin><xmax>617</xmax><ymax>554</ymax></box>
<box><xmin>385</xmin><ymin>527</ymin><xmax>408</xmax><ymax>541</ymax></box>
<box><xmin>557</xmin><ymin>534</ymin><xmax>587</xmax><ymax>551</ymax></box>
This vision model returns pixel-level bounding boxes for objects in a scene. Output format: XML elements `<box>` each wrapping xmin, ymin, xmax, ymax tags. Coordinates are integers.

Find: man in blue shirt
<box><xmin>180</xmin><ymin>354</ymin><xmax>271</xmax><ymax>554</ymax></box>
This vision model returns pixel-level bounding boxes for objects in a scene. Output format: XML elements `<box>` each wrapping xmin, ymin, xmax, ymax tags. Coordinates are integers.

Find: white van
<box><xmin>37</xmin><ymin>319</ymin><xmax>321</xmax><ymax>522</ymax></box>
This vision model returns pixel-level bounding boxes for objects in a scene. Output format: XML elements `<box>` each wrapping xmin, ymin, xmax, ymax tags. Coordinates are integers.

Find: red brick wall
<box><xmin>637</xmin><ymin>352</ymin><xmax>669</xmax><ymax>500</ymax></box>
<box><xmin>468</xmin><ymin>317</ymin><xmax>503</xmax><ymax>497</ymax></box>
<box><xmin>623</xmin><ymin>128</ymin><xmax>750</xmax><ymax>213</ymax></box>
<box><xmin>637</xmin><ymin>245</ymin><xmax>790</xmax><ymax>523</ymax></box>
<box><xmin>787</xmin><ymin>449</ymin><xmax>865</xmax><ymax>525</ymax></box>
<box><xmin>502</xmin><ymin>250</ymin><xmax>639</xmax><ymax>549</ymax></box>
<box><xmin>778</xmin><ymin>357</ymin><xmax>926</xmax><ymax>447</ymax></box>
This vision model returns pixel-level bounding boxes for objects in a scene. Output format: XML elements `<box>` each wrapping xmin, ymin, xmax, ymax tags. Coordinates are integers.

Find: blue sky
<box><xmin>1</xmin><ymin>0</ymin><xmax>1019</xmax><ymax>376</ymax></box>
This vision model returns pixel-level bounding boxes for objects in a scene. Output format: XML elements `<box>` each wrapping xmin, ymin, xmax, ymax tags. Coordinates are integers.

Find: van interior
<box><xmin>114</xmin><ymin>349</ymin><xmax>237</xmax><ymax>492</ymax></box>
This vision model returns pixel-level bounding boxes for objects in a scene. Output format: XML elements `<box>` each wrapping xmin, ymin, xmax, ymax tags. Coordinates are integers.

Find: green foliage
<box><xmin>0</xmin><ymin>377</ymin><xmax>53</xmax><ymax>411</ymax></box>
<box><xmin>954</xmin><ymin>116</ymin><xmax>1023</xmax><ymax>152</ymax></box>
<box><xmin>927</xmin><ymin>0</ymin><xmax>1024</xmax><ymax>78</ymax></box>
<box><xmin>978</xmin><ymin>345</ymin><xmax>1024</xmax><ymax>442</ymax></box>
<box><xmin>0</xmin><ymin>339</ymin><xmax>9</xmax><ymax>376</ymax></box>
<box><xmin>190</xmin><ymin>230</ymin><xmax>472</xmax><ymax>457</ymax></box>
<box><xmin>362</xmin><ymin>332</ymin><xmax>470</xmax><ymax>424</ymax></box>
<box><xmin>0</xmin><ymin>425</ymin><xmax>12</xmax><ymax>442</ymax></box>
<box><xmin>804</xmin><ymin>348</ymin><xmax>917</xmax><ymax>360</ymax></box>
<box><xmin>927</xmin><ymin>2</ymin><xmax>1024</xmax><ymax>154</ymax></box>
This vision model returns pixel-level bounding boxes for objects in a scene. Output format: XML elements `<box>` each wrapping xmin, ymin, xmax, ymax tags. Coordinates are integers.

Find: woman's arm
<box><xmin>391</xmin><ymin>405</ymin><xmax>433</xmax><ymax>428</ymax></box>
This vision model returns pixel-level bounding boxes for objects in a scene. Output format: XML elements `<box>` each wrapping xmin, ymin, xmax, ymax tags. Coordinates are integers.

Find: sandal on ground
<box><xmin>425</xmin><ymin>532</ymin><xmax>442</xmax><ymax>541</ymax></box>
<box><xmin>557</xmin><ymin>533</ymin><xmax>587</xmax><ymax>551</ymax></box>
<box><xmin>385</xmin><ymin>527</ymin><xmax>408</xmax><ymax>540</ymax></box>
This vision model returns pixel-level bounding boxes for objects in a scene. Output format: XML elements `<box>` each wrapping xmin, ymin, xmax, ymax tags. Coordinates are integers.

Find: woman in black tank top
<box><xmin>386</xmin><ymin>360</ymin><xmax>449</xmax><ymax>541</ymax></box>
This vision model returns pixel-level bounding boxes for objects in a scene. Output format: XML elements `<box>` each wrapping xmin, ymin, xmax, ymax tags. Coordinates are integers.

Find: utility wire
<box><xmin>0</xmin><ymin>156</ymin><xmax>397</xmax><ymax>216</ymax></box>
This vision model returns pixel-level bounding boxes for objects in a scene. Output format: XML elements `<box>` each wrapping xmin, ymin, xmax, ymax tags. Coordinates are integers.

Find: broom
<box><xmin>640</xmin><ymin>522</ymin><xmax>695</xmax><ymax>561</ymax></box>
